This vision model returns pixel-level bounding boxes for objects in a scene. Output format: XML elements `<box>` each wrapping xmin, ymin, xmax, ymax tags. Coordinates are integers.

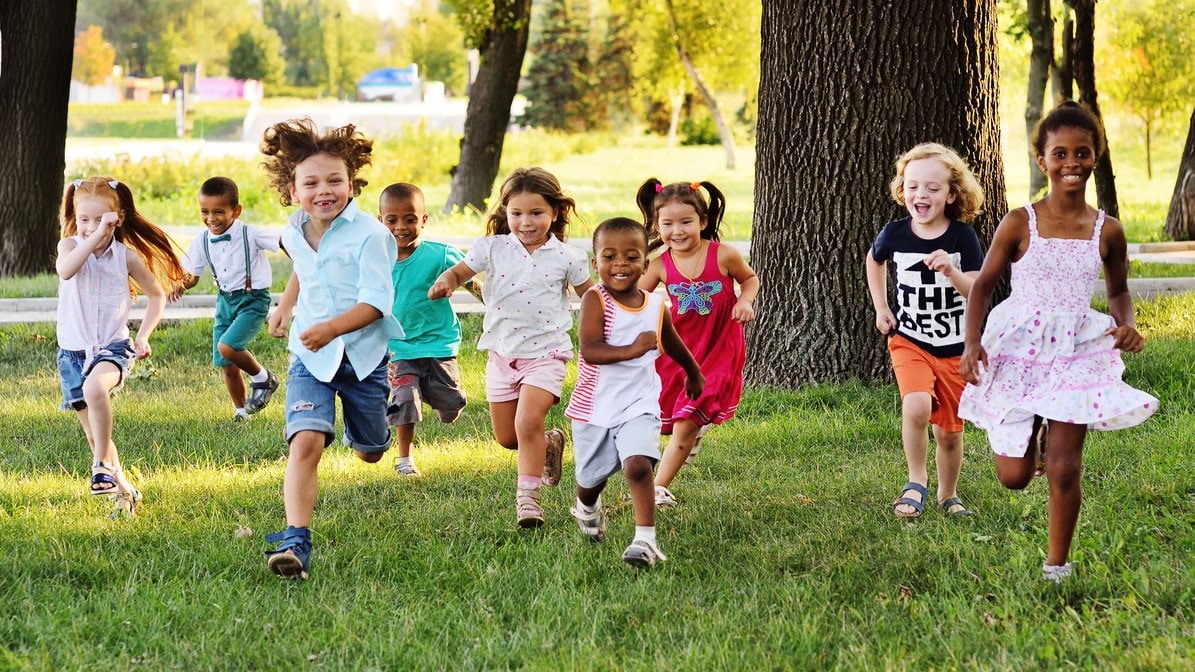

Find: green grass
<box><xmin>68</xmin><ymin>101</ymin><xmax>251</xmax><ymax>140</ymax></box>
<box><xmin>1</xmin><ymin>296</ymin><xmax>1193</xmax><ymax>669</ymax></box>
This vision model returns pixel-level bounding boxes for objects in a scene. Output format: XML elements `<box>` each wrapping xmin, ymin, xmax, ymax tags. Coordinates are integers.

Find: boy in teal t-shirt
<box><xmin>381</xmin><ymin>183</ymin><xmax>479</xmax><ymax>475</ymax></box>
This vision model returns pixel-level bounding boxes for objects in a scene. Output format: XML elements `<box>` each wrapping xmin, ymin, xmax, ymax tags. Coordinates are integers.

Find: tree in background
<box><xmin>229</xmin><ymin>26</ymin><xmax>287</xmax><ymax>87</ymax></box>
<box><xmin>404</xmin><ymin>5</ymin><xmax>468</xmax><ymax>96</ymax></box>
<box><xmin>591</xmin><ymin>0</ymin><xmax>637</xmax><ymax>129</ymax></box>
<box><xmin>521</xmin><ymin>0</ymin><xmax>589</xmax><ymax>131</ymax></box>
<box><xmin>1164</xmin><ymin>109</ymin><xmax>1195</xmax><ymax>241</ymax></box>
<box><xmin>749</xmin><ymin>0</ymin><xmax>1006</xmax><ymax>385</ymax></box>
<box><xmin>0</xmin><ymin>0</ymin><xmax>78</xmax><ymax>277</ymax></box>
<box><xmin>443</xmin><ymin>0</ymin><xmax>533</xmax><ymax>213</ymax></box>
<box><xmin>73</xmin><ymin>25</ymin><xmax>116</xmax><ymax>85</ymax></box>
<box><xmin>1023</xmin><ymin>0</ymin><xmax>1054</xmax><ymax>200</ymax></box>
<box><xmin>1070</xmin><ymin>0</ymin><xmax>1117</xmax><ymax>217</ymax></box>
<box><xmin>1100</xmin><ymin>0</ymin><xmax>1195</xmax><ymax>179</ymax></box>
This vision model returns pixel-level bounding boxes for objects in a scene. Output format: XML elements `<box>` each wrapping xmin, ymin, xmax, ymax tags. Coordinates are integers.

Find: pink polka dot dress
<box><xmin>958</xmin><ymin>204</ymin><xmax>1157</xmax><ymax>457</ymax></box>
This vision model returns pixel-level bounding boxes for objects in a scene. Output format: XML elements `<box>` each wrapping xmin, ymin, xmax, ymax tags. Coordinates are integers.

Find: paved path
<box><xmin>3</xmin><ymin>240</ymin><xmax>1192</xmax><ymax>325</ymax></box>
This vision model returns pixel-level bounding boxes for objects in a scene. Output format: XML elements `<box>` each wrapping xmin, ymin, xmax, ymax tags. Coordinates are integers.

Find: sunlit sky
<box><xmin>347</xmin><ymin>0</ymin><xmax>422</xmax><ymax>22</ymax></box>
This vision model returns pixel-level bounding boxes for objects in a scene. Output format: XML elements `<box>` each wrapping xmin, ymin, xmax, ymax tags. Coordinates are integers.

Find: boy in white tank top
<box><xmin>565</xmin><ymin>217</ymin><xmax>704</xmax><ymax>568</ymax></box>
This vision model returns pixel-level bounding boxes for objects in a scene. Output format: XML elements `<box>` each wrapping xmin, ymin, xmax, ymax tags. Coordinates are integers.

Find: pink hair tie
<box><xmin>654</xmin><ymin>183</ymin><xmax>664</xmax><ymax>193</ymax></box>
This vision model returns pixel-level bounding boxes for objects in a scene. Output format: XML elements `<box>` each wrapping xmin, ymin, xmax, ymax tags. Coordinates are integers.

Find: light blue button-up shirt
<box><xmin>282</xmin><ymin>199</ymin><xmax>403</xmax><ymax>382</ymax></box>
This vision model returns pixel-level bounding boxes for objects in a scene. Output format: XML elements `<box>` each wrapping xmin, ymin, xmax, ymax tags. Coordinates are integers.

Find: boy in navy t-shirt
<box><xmin>865</xmin><ymin>143</ymin><xmax>984</xmax><ymax>520</ymax></box>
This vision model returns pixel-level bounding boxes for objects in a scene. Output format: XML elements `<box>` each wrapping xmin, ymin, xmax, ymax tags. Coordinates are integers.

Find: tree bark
<box><xmin>0</xmin><ymin>0</ymin><xmax>78</xmax><ymax>277</ymax></box>
<box><xmin>1071</xmin><ymin>0</ymin><xmax>1118</xmax><ymax>217</ymax></box>
<box><xmin>664</xmin><ymin>0</ymin><xmax>736</xmax><ymax>170</ymax></box>
<box><xmin>1052</xmin><ymin>12</ymin><xmax>1073</xmax><ymax>101</ymax></box>
<box><xmin>1025</xmin><ymin>0</ymin><xmax>1053</xmax><ymax>200</ymax></box>
<box><xmin>749</xmin><ymin>0</ymin><xmax>1006</xmax><ymax>386</ymax></box>
<box><xmin>1163</xmin><ymin>108</ymin><xmax>1195</xmax><ymax>241</ymax></box>
<box><xmin>443</xmin><ymin>0</ymin><xmax>532</xmax><ymax>214</ymax></box>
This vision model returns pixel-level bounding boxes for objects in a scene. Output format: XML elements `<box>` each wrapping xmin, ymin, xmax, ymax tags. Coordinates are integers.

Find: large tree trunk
<box><xmin>1163</xmin><ymin>108</ymin><xmax>1195</xmax><ymax>241</ymax></box>
<box><xmin>1071</xmin><ymin>0</ymin><xmax>1118</xmax><ymax>217</ymax></box>
<box><xmin>1052</xmin><ymin>11</ymin><xmax>1073</xmax><ymax>101</ymax></box>
<box><xmin>1025</xmin><ymin>0</ymin><xmax>1053</xmax><ymax>200</ymax></box>
<box><xmin>664</xmin><ymin>0</ymin><xmax>736</xmax><ymax>170</ymax></box>
<box><xmin>443</xmin><ymin>0</ymin><xmax>532</xmax><ymax>213</ymax></box>
<box><xmin>749</xmin><ymin>0</ymin><xmax>1006</xmax><ymax>386</ymax></box>
<box><xmin>0</xmin><ymin>0</ymin><xmax>78</xmax><ymax>277</ymax></box>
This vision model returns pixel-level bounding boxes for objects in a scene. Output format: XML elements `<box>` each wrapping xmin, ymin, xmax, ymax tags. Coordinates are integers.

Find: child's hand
<box><xmin>924</xmin><ymin>249</ymin><xmax>956</xmax><ymax>278</ymax></box>
<box><xmin>958</xmin><ymin>343</ymin><xmax>988</xmax><ymax>384</ymax></box>
<box><xmin>732</xmin><ymin>299</ymin><xmax>755</xmax><ymax>323</ymax></box>
<box><xmin>874</xmin><ymin>307</ymin><xmax>897</xmax><ymax>334</ymax></box>
<box><xmin>133</xmin><ymin>336</ymin><xmax>152</xmax><ymax>360</ymax></box>
<box><xmin>268</xmin><ymin>307</ymin><xmax>292</xmax><ymax>338</ymax></box>
<box><xmin>631</xmin><ymin>330</ymin><xmax>658</xmax><ymax>356</ymax></box>
<box><xmin>299</xmin><ymin>321</ymin><xmax>337</xmax><ymax>352</ymax></box>
<box><xmin>684</xmin><ymin>371</ymin><xmax>706</xmax><ymax>400</ymax></box>
<box><xmin>1105</xmin><ymin>324</ymin><xmax>1145</xmax><ymax>353</ymax></box>
<box><xmin>167</xmin><ymin>282</ymin><xmax>186</xmax><ymax>302</ymax></box>
<box><xmin>428</xmin><ymin>279</ymin><xmax>453</xmax><ymax>300</ymax></box>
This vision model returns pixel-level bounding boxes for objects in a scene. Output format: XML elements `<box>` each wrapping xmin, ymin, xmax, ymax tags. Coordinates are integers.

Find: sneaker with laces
<box><xmin>245</xmin><ymin>369</ymin><xmax>280</xmax><ymax>414</ymax></box>
<box><xmin>516</xmin><ymin>488</ymin><xmax>544</xmax><ymax>528</ymax></box>
<box><xmin>265</xmin><ymin>526</ymin><xmax>312</xmax><ymax>580</ymax></box>
<box><xmin>570</xmin><ymin>501</ymin><xmax>605</xmax><ymax>542</ymax></box>
<box><xmin>622</xmin><ymin>538</ymin><xmax>668</xmax><ymax>568</ymax></box>
<box><xmin>654</xmin><ymin>485</ymin><xmax>678</xmax><ymax>508</ymax></box>
<box><xmin>542</xmin><ymin>428</ymin><xmax>565</xmax><ymax>486</ymax></box>
<box><xmin>394</xmin><ymin>460</ymin><xmax>421</xmax><ymax>476</ymax></box>
<box><xmin>1042</xmin><ymin>562</ymin><xmax>1072</xmax><ymax>583</ymax></box>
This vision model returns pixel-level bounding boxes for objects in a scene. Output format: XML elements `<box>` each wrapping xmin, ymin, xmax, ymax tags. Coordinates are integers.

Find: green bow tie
<box><xmin>209</xmin><ymin>233</ymin><xmax>232</xmax><ymax>243</ymax></box>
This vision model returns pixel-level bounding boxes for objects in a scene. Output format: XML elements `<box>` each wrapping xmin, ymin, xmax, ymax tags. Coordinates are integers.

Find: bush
<box><xmin>680</xmin><ymin>113</ymin><xmax>720</xmax><ymax>146</ymax></box>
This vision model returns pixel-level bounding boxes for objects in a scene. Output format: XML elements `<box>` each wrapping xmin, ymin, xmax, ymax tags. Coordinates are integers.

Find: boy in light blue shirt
<box><xmin>379</xmin><ymin>183</ymin><xmax>479</xmax><ymax>476</ymax></box>
<box><xmin>259</xmin><ymin>118</ymin><xmax>402</xmax><ymax>580</ymax></box>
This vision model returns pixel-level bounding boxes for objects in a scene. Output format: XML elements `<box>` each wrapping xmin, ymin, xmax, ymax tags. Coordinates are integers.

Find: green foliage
<box><xmin>66</xmin><ymin>102</ymin><xmax>249</xmax><ymax>140</ymax></box>
<box><xmin>521</xmin><ymin>0</ymin><xmax>590</xmax><ymax>131</ymax></box>
<box><xmin>72</xmin><ymin>25</ymin><xmax>117</xmax><ymax>86</ymax></box>
<box><xmin>679</xmin><ymin>110</ymin><xmax>719</xmax><ymax>145</ymax></box>
<box><xmin>404</xmin><ymin>8</ymin><xmax>470</xmax><ymax>95</ymax></box>
<box><xmin>1</xmin><ymin>294</ymin><xmax>1194</xmax><ymax>667</ymax></box>
<box><xmin>228</xmin><ymin>27</ymin><xmax>287</xmax><ymax>86</ymax></box>
<box><xmin>442</xmin><ymin>0</ymin><xmax>498</xmax><ymax>49</ymax></box>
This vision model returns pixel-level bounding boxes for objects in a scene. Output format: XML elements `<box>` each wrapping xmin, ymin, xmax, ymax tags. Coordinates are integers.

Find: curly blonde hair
<box><xmin>888</xmin><ymin>143</ymin><xmax>984</xmax><ymax>223</ymax></box>
<box><xmin>259</xmin><ymin>118</ymin><xmax>372</xmax><ymax>206</ymax></box>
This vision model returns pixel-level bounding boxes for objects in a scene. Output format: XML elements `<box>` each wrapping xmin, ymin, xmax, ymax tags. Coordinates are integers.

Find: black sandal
<box><xmin>892</xmin><ymin>482</ymin><xmax>927</xmax><ymax>519</ymax></box>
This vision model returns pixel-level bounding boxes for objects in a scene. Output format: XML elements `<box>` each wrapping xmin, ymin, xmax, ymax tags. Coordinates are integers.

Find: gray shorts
<box><xmin>571</xmin><ymin>414</ymin><xmax>661</xmax><ymax>489</ymax></box>
<box><xmin>386</xmin><ymin>357</ymin><xmax>466</xmax><ymax>426</ymax></box>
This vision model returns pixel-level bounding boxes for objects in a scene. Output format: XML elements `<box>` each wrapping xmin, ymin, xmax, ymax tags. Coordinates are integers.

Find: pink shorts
<box><xmin>485</xmin><ymin>350</ymin><xmax>571</xmax><ymax>402</ymax></box>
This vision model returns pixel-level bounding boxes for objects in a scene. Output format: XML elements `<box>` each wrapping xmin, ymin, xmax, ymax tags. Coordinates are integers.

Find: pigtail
<box><xmin>698</xmin><ymin>181</ymin><xmax>725</xmax><ymax>241</ymax></box>
<box><xmin>636</xmin><ymin>178</ymin><xmax>664</xmax><ymax>251</ymax></box>
<box><xmin>61</xmin><ymin>182</ymin><xmax>80</xmax><ymax>237</ymax></box>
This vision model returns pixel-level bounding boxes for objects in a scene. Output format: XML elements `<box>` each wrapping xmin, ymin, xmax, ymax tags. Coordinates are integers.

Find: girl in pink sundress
<box><xmin>636</xmin><ymin>179</ymin><xmax>760</xmax><ymax>507</ymax></box>
<box><xmin>959</xmin><ymin>102</ymin><xmax>1157</xmax><ymax>583</ymax></box>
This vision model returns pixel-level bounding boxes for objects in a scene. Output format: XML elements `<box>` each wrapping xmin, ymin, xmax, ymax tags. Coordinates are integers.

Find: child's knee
<box><xmin>901</xmin><ymin>392</ymin><xmax>933</xmax><ymax>425</ymax></box>
<box><xmin>623</xmin><ymin>456</ymin><xmax>653</xmax><ymax>483</ymax></box>
<box><xmin>217</xmin><ymin>342</ymin><xmax>242</xmax><ymax>359</ymax></box>
<box><xmin>354</xmin><ymin>450</ymin><xmax>384</xmax><ymax>464</ymax></box>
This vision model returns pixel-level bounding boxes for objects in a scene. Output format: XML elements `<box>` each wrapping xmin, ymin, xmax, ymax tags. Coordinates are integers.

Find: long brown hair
<box><xmin>484</xmin><ymin>167</ymin><xmax>577</xmax><ymax>241</ymax></box>
<box><xmin>62</xmin><ymin>177</ymin><xmax>186</xmax><ymax>295</ymax></box>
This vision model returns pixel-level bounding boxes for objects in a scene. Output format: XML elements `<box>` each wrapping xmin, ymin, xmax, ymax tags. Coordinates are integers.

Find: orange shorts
<box><xmin>887</xmin><ymin>333</ymin><xmax>965</xmax><ymax>432</ymax></box>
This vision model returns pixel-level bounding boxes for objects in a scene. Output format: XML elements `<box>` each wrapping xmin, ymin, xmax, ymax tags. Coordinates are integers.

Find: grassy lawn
<box><xmin>68</xmin><ymin>101</ymin><xmax>251</xmax><ymax>140</ymax></box>
<box><xmin>0</xmin><ymin>295</ymin><xmax>1192</xmax><ymax>669</ymax></box>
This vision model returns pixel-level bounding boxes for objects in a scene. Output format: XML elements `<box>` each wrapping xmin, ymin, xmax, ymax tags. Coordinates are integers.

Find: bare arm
<box><xmin>659</xmin><ymin>309</ymin><xmax>704</xmax><ymax>399</ymax></box>
<box><xmin>1100</xmin><ymin>216</ymin><xmax>1144</xmax><ymax>352</ymax></box>
<box><xmin>55</xmin><ymin>213</ymin><xmax>118</xmax><ymax>279</ymax></box>
<box><xmin>864</xmin><ymin>250</ymin><xmax>897</xmax><ymax>334</ymax></box>
<box><xmin>959</xmin><ymin>211</ymin><xmax>1027</xmax><ymax>383</ymax></box>
<box><xmin>638</xmin><ymin>257</ymin><xmax>665</xmax><ymax>292</ymax></box>
<box><xmin>268</xmin><ymin>272</ymin><xmax>299</xmax><ymax>338</ymax></box>
<box><xmin>923</xmin><ymin>249</ymin><xmax>979</xmax><ymax>298</ymax></box>
<box><xmin>127</xmin><ymin>252</ymin><xmax>166</xmax><ymax>360</ymax></box>
<box><xmin>429</xmin><ymin>260</ymin><xmax>478</xmax><ymax>299</ymax></box>
<box><xmin>576</xmin><ymin>289</ymin><xmax>657</xmax><ymax>364</ymax></box>
<box><xmin>720</xmin><ymin>244</ymin><xmax>759</xmax><ymax>323</ymax></box>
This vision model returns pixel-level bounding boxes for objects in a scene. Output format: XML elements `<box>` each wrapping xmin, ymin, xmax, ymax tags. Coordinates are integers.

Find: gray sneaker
<box><xmin>570</xmin><ymin>500</ymin><xmax>605</xmax><ymax>542</ymax></box>
<box><xmin>622</xmin><ymin>538</ymin><xmax>667</xmax><ymax>569</ymax></box>
<box><xmin>245</xmin><ymin>369</ymin><xmax>280</xmax><ymax>414</ymax></box>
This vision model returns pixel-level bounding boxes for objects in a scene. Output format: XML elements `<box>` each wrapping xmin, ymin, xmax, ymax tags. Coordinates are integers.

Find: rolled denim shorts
<box><xmin>58</xmin><ymin>339</ymin><xmax>135</xmax><ymax>410</ymax></box>
<box><xmin>284</xmin><ymin>354</ymin><xmax>392</xmax><ymax>452</ymax></box>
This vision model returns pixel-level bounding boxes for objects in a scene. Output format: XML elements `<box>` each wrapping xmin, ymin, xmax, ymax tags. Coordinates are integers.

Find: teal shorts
<box><xmin>213</xmin><ymin>289</ymin><xmax>271</xmax><ymax>367</ymax></box>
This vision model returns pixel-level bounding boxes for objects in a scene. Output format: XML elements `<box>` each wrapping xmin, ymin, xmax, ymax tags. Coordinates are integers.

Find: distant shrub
<box><xmin>680</xmin><ymin>113</ymin><xmax>720</xmax><ymax>146</ymax></box>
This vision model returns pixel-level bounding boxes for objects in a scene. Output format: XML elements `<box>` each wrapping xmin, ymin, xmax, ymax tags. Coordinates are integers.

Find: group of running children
<box><xmin>55</xmin><ymin>102</ymin><xmax>1156</xmax><ymax>583</ymax></box>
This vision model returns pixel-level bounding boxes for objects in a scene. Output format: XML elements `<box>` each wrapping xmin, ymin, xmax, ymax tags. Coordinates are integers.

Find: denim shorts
<box><xmin>284</xmin><ymin>354</ymin><xmax>392</xmax><ymax>452</ymax></box>
<box><xmin>213</xmin><ymin>289</ymin><xmax>271</xmax><ymax>367</ymax></box>
<box><xmin>58</xmin><ymin>340</ymin><xmax>135</xmax><ymax>411</ymax></box>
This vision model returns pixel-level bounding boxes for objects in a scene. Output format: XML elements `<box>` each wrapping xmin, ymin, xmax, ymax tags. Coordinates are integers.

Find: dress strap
<box><xmin>1092</xmin><ymin>209</ymin><xmax>1106</xmax><ymax>241</ymax></box>
<box><xmin>1023</xmin><ymin>203</ymin><xmax>1039</xmax><ymax>238</ymax></box>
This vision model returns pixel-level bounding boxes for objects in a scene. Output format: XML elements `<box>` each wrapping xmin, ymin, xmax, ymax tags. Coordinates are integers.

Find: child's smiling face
<box><xmin>199</xmin><ymin>193</ymin><xmax>242</xmax><ymax>236</ymax></box>
<box><xmin>593</xmin><ymin>227</ymin><xmax>648</xmax><ymax>295</ymax></box>
<box><xmin>1038</xmin><ymin>125</ymin><xmax>1097</xmax><ymax>194</ymax></box>
<box><xmin>289</xmin><ymin>153</ymin><xmax>352</xmax><ymax>226</ymax></box>
<box><xmin>901</xmin><ymin>157</ymin><xmax>955</xmax><ymax>227</ymax></box>
<box><xmin>379</xmin><ymin>192</ymin><xmax>427</xmax><ymax>252</ymax></box>
<box><xmin>656</xmin><ymin>201</ymin><xmax>704</xmax><ymax>254</ymax></box>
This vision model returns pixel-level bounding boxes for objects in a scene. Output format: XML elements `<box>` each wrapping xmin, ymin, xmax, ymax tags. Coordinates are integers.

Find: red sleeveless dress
<box><xmin>657</xmin><ymin>240</ymin><xmax>745</xmax><ymax>433</ymax></box>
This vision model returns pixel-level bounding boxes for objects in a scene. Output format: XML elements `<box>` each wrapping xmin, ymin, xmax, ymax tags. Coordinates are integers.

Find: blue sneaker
<box><xmin>265</xmin><ymin>526</ymin><xmax>311</xmax><ymax>580</ymax></box>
